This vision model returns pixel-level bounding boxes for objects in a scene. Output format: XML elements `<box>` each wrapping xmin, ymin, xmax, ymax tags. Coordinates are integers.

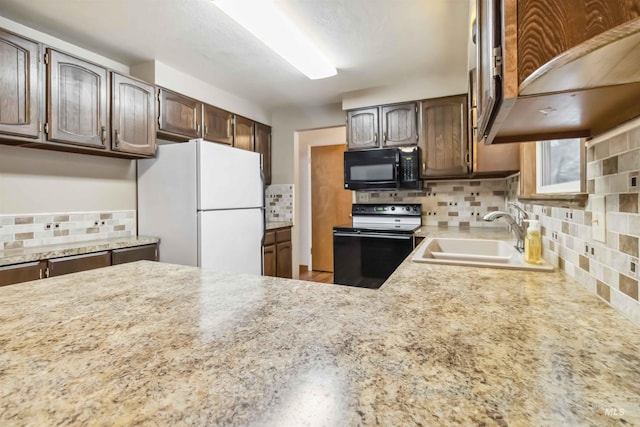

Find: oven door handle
<box><xmin>334</xmin><ymin>232</ymin><xmax>413</xmax><ymax>240</ymax></box>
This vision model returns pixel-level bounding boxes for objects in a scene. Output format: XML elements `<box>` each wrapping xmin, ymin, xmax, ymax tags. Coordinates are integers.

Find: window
<box><xmin>536</xmin><ymin>138</ymin><xmax>583</xmax><ymax>193</ymax></box>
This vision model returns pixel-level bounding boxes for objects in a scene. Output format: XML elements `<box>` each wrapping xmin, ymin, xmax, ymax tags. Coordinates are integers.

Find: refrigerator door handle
<box><xmin>260</xmin><ymin>168</ymin><xmax>266</xmax><ymax>275</ymax></box>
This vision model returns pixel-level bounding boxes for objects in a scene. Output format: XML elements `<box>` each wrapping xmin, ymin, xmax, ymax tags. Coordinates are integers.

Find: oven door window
<box><xmin>333</xmin><ymin>232</ymin><xmax>414</xmax><ymax>289</ymax></box>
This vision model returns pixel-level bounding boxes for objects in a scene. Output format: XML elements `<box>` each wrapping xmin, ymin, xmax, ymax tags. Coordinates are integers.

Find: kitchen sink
<box><xmin>411</xmin><ymin>237</ymin><xmax>554</xmax><ymax>271</ymax></box>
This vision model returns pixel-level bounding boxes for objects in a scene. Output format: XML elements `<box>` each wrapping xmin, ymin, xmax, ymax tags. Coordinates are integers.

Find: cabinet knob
<box><xmin>114</xmin><ymin>130</ymin><xmax>120</xmax><ymax>146</ymax></box>
<box><xmin>100</xmin><ymin>126</ymin><xmax>106</xmax><ymax>142</ymax></box>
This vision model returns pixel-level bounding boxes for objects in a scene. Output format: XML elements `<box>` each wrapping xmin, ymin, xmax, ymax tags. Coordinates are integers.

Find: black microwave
<box><xmin>344</xmin><ymin>147</ymin><xmax>420</xmax><ymax>190</ymax></box>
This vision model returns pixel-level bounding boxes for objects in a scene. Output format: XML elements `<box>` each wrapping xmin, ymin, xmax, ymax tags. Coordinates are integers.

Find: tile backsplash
<box><xmin>0</xmin><ymin>210</ymin><xmax>136</xmax><ymax>251</ymax></box>
<box><xmin>507</xmin><ymin>118</ymin><xmax>640</xmax><ymax>327</ymax></box>
<box><xmin>266</xmin><ymin>184</ymin><xmax>294</xmax><ymax>223</ymax></box>
<box><xmin>356</xmin><ymin>179</ymin><xmax>509</xmax><ymax>227</ymax></box>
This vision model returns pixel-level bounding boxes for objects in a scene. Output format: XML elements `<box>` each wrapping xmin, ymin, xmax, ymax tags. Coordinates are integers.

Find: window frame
<box><xmin>535</xmin><ymin>138</ymin><xmax>584</xmax><ymax>194</ymax></box>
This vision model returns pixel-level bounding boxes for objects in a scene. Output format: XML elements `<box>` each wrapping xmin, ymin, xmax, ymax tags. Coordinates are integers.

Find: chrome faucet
<box><xmin>483</xmin><ymin>203</ymin><xmax>528</xmax><ymax>252</ymax></box>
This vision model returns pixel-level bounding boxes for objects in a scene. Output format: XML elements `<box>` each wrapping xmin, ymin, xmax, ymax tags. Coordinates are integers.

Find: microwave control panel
<box><xmin>400</xmin><ymin>150</ymin><xmax>419</xmax><ymax>182</ymax></box>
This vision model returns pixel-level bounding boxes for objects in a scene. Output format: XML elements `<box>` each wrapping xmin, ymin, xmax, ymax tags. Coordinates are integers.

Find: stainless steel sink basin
<box><xmin>411</xmin><ymin>237</ymin><xmax>554</xmax><ymax>271</ymax></box>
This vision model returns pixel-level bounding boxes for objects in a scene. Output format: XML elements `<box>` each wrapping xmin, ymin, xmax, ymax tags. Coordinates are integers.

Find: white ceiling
<box><xmin>0</xmin><ymin>0</ymin><xmax>471</xmax><ymax>110</ymax></box>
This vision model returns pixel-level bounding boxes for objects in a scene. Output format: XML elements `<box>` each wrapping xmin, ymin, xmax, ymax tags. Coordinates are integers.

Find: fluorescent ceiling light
<box><xmin>213</xmin><ymin>0</ymin><xmax>337</xmax><ymax>80</ymax></box>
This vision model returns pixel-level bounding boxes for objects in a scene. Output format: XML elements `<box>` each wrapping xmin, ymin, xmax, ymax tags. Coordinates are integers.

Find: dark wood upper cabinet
<box><xmin>234</xmin><ymin>115</ymin><xmax>254</xmax><ymax>151</ymax></box>
<box><xmin>0</xmin><ymin>29</ymin><xmax>40</xmax><ymax>140</ymax></box>
<box><xmin>46</xmin><ymin>49</ymin><xmax>108</xmax><ymax>148</ymax></box>
<box><xmin>347</xmin><ymin>107</ymin><xmax>378</xmax><ymax>150</ymax></box>
<box><xmin>203</xmin><ymin>104</ymin><xmax>233</xmax><ymax>145</ymax></box>
<box><xmin>477</xmin><ymin>0</ymin><xmax>640</xmax><ymax>144</ymax></box>
<box><xmin>254</xmin><ymin>122</ymin><xmax>271</xmax><ymax>185</ymax></box>
<box><xmin>419</xmin><ymin>94</ymin><xmax>469</xmax><ymax>178</ymax></box>
<box><xmin>380</xmin><ymin>102</ymin><xmax>419</xmax><ymax>147</ymax></box>
<box><xmin>157</xmin><ymin>88</ymin><xmax>202</xmax><ymax>141</ymax></box>
<box><xmin>111</xmin><ymin>73</ymin><xmax>156</xmax><ymax>156</ymax></box>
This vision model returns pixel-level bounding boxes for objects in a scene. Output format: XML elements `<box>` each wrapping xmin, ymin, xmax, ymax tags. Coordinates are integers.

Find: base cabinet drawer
<box><xmin>47</xmin><ymin>251</ymin><xmax>111</xmax><ymax>277</ymax></box>
<box><xmin>112</xmin><ymin>244</ymin><xmax>158</xmax><ymax>265</ymax></box>
<box><xmin>0</xmin><ymin>261</ymin><xmax>47</xmax><ymax>287</ymax></box>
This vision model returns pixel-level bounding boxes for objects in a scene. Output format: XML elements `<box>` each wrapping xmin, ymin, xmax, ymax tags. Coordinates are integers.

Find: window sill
<box><xmin>518</xmin><ymin>193</ymin><xmax>588</xmax><ymax>208</ymax></box>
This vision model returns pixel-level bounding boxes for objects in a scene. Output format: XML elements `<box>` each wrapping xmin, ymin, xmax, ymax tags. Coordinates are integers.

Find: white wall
<box><xmin>270</xmin><ymin>103</ymin><xmax>345</xmax><ymax>277</ymax></box>
<box><xmin>297</xmin><ymin>126</ymin><xmax>347</xmax><ymax>268</ymax></box>
<box><xmin>131</xmin><ymin>61</ymin><xmax>271</xmax><ymax>125</ymax></box>
<box><xmin>341</xmin><ymin>75</ymin><xmax>468</xmax><ymax>110</ymax></box>
<box><xmin>0</xmin><ymin>16</ymin><xmax>137</xmax><ymax>216</ymax></box>
<box><xmin>0</xmin><ymin>145</ymin><xmax>136</xmax><ymax>214</ymax></box>
<box><xmin>0</xmin><ymin>16</ymin><xmax>129</xmax><ymax>74</ymax></box>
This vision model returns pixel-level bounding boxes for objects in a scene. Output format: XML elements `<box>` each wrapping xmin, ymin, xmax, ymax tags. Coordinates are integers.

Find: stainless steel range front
<box><xmin>333</xmin><ymin>203</ymin><xmax>422</xmax><ymax>289</ymax></box>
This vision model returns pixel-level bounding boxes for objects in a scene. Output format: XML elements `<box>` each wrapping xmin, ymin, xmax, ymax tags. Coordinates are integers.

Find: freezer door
<box><xmin>198</xmin><ymin>208</ymin><xmax>264</xmax><ymax>275</ymax></box>
<box><xmin>197</xmin><ymin>140</ymin><xmax>263</xmax><ymax>210</ymax></box>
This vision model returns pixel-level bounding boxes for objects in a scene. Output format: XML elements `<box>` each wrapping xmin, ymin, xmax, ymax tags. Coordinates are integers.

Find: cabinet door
<box><xmin>203</xmin><ymin>104</ymin><xmax>233</xmax><ymax>145</ymax></box>
<box><xmin>111</xmin><ymin>73</ymin><xmax>156</xmax><ymax>156</ymax></box>
<box><xmin>254</xmin><ymin>123</ymin><xmax>271</xmax><ymax>185</ymax></box>
<box><xmin>158</xmin><ymin>88</ymin><xmax>202</xmax><ymax>140</ymax></box>
<box><xmin>47</xmin><ymin>49</ymin><xmax>108</xmax><ymax>148</ymax></box>
<box><xmin>476</xmin><ymin>0</ymin><xmax>502</xmax><ymax>140</ymax></box>
<box><xmin>111</xmin><ymin>244</ymin><xmax>158</xmax><ymax>265</ymax></box>
<box><xmin>234</xmin><ymin>115</ymin><xmax>254</xmax><ymax>151</ymax></box>
<box><xmin>263</xmin><ymin>244</ymin><xmax>276</xmax><ymax>277</ymax></box>
<box><xmin>0</xmin><ymin>30</ymin><xmax>40</xmax><ymax>139</ymax></box>
<box><xmin>347</xmin><ymin>107</ymin><xmax>378</xmax><ymax>150</ymax></box>
<box><xmin>0</xmin><ymin>261</ymin><xmax>46</xmax><ymax>287</ymax></box>
<box><xmin>420</xmin><ymin>94</ymin><xmax>470</xmax><ymax>177</ymax></box>
<box><xmin>381</xmin><ymin>102</ymin><xmax>418</xmax><ymax>147</ymax></box>
<box><xmin>47</xmin><ymin>251</ymin><xmax>111</xmax><ymax>277</ymax></box>
<box><xmin>276</xmin><ymin>241</ymin><xmax>292</xmax><ymax>279</ymax></box>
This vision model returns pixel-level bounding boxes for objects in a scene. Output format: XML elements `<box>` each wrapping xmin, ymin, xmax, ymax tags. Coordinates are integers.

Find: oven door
<box><xmin>344</xmin><ymin>149</ymin><xmax>399</xmax><ymax>190</ymax></box>
<box><xmin>333</xmin><ymin>230</ymin><xmax>414</xmax><ymax>289</ymax></box>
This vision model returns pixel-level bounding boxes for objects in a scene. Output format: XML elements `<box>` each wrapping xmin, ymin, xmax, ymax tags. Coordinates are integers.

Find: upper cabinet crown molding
<box><xmin>477</xmin><ymin>0</ymin><xmax>640</xmax><ymax>144</ymax></box>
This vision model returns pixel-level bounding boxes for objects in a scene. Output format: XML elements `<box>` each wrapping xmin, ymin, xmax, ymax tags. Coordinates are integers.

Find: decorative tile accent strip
<box><xmin>506</xmin><ymin>117</ymin><xmax>640</xmax><ymax>327</ymax></box>
<box><xmin>265</xmin><ymin>184</ymin><xmax>294</xmax><ymax>223</ymax></box>
<box><xmin>355</xmin><ymin>179</ymin><xmax>509</xmax><ymax>228</ymax></box>
<box><xmin>0</xmin><ymin>210</ymin><xmax>136</xmax><ymax>251</ymax></box>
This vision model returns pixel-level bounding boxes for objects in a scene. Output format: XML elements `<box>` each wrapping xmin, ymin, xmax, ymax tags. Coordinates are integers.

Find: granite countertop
<box><xmin>0</xmin><ymin>236</ymin><xmax>160</xmax><ymax>266</ymax></box>
<box><xmin>266</xmin><ymin>221</ymin><xmax>293</xmax><ymax>231</ymax></box>
<box><xmin>1</xmin><ymin>228</ymin><xmax>639</xmax><ymax>425</ymax></box>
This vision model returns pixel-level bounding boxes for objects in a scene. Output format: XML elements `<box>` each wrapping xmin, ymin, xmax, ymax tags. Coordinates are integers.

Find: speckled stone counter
<box><xmin>266</xmin><ymin>221</ymin><xmax>293</xmax><ymax>231</ymax></box>
<box><xmin>1</xmin><ymin>232</ymin><xmax>639</xmax><ymax>424</ymax></box>
<box><xmin>0</xmin><ymin>236</ymin><xmax>159</xmax><ymax>266</ymax></box>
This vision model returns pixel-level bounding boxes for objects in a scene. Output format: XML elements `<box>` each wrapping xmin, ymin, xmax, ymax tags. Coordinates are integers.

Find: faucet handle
<box><xmin>508</xmin><ymin>202</ymin><xmax>529</xmax><ymax>220</ymax></box>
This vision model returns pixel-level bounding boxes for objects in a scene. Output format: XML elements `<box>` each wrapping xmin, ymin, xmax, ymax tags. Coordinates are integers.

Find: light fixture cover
<box><xmin>213</xmin><ymin>0</ymin><xmax>337</xmax><ymax>80</ymax></box>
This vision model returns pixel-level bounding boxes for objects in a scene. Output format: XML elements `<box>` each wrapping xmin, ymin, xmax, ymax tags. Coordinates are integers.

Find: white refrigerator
<box><xmin>137</xmin><ymin>139</ymin><xmax>265</xmax><ymax>275</ymax></box>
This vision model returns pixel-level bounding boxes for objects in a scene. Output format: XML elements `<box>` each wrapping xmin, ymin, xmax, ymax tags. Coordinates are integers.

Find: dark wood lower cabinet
<box><xmin>0</xmin><ymin>261</ymin><xmax>47</xmax><ymax>287</ymax></box>
<box><xmin>0</xmin><ymin>243</ymin><xmax>158</xmax><ymax>287</ymax></box>
<box><xmin>47</xmin><ymin>251</ymin><xmax>111</xmax><ymax>277</ymax></box>
<box><xmin>263</xmin><ymin>227</ymin><xmax>292</xmax><ymax>278</ymax></box>
<box><xmin>112</xmin><ymin>244</ymin><xmax>158</xmax><ymax>265</ymax></box>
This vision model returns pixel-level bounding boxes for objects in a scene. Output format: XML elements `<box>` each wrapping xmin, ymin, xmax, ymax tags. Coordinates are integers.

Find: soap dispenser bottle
<box><xmin>524</xmin><ymin>219</ymin><xmax>542</xmax><ymax>264</ymax></box>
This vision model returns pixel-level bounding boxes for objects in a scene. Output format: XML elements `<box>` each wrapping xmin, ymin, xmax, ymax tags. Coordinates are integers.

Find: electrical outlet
<box><xmin>631</xmin><ymin>259</ymin><xmax>638</xmax><ymax>278</ymax></box>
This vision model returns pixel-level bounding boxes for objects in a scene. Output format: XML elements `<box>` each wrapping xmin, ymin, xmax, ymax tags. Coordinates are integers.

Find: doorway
<box><xmin>310</xmin><ymin>144</ymin><xmax>352</xmax><ymax>272</ymax></box>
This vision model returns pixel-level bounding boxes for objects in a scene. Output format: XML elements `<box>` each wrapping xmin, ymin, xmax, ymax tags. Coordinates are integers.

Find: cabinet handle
<box><xmin>39</xmin><ymin>269</ymin><xmax>43</xmax><ymax>279</ymax></box>
<box><xmin>197</xmin><ymin>123</ymin><xmax>201</xmax><ymax>135</ymax></box>
<box><xmin>383</xmin><ymin>131</ymin><xmax>387</xmax><ymax>142</ymax></box>
<box><xmin>204</xmin><ymin>125</ymin><xmax>208</xmax><ymax>135</ymax></box>
<box><xmin>374</xmin><ymin>132</ymin><xmax>378</xmax><ymax>143</ymax></box>
<box><xmin>101</xmin><ymin>126</ymin><xmax>106</xmax><ymax>142</ymax></box>
<box><xmin>114</xmin><ymin>130</ymin><xmax>120</xmax><ymax>146</ymax></box>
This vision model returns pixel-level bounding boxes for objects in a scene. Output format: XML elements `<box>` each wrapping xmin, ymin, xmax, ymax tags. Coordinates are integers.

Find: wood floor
<box><xmin>298</xmin><ymin>268</ymin><xmax>333</xmax><ymax>284</ymax></box>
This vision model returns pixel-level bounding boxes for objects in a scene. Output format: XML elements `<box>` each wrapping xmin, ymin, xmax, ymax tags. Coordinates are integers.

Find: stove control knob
<box><xmin>391</xmin><ymin>206</ymin><xmax>395</xmax><ymax>211</ymax></box>
<box><xmin>406</xmin><ymin>207</ymin><xmax>410</xmax><ymax>211</ymax></box>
